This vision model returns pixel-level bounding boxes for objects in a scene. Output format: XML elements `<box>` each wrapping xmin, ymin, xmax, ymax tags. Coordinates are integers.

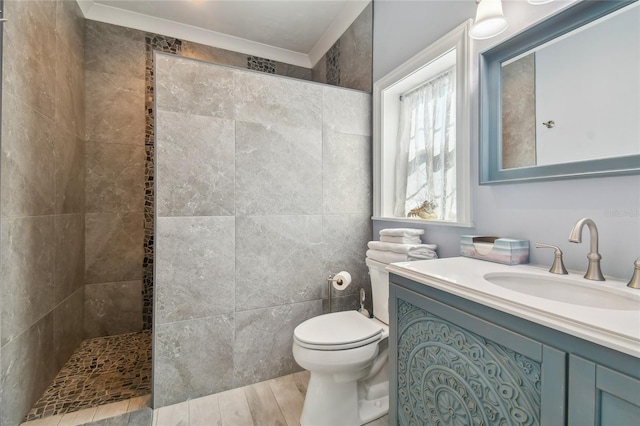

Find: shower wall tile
<box><xmin>322</xmin><ymin>214</ymin><xmax>372</xmax><ymax>299</ymax></box>
<box><xmin>84</xmin><ymin>281</ymin><xmax>143</xmax><ymax>338</ymax></box>
<box><xmin>55</xmin><ymin>36</ymin><xmax>85</xmax><ymax>138</ymax></box>
<box><xmin>235</xmin><ymin>122</ymin><xmax>322</xmax><ymax>216</ymax></box>
<box><xmin>0</xmin><ymin>216</ymin><xmax>55</xmax><ymax>347</ymax></box>
<box><xmin>54</xmin><ymin>130</ymin><xmax>85</xmax><ymax>214</ymax></box>
<box><xmin>323</xmin><ymin>131</ymin><xmax>372</xmax><ymax>215</ymax></box>
<box><xmin>233</xmin><ymin>300</ymin><xmax>322</xmax><ymax>387</ymax></box>
<box><xmin>336</xmin><ymin>3</ymin><xmax>373</xmax><ymax>93</ymax></box>
<box><xmin>55</xmin><ymin>214</ymin><xmax>85</xmax><ymax>304</ymax></box>
<box><xmin>155</xmin><ymin>55</ymin><xmax>235</xmax><ymax>119</ymax></box>
<box><xmin>155</xmin><ymin>216</ymin><xmax>235</xmax><ymax>324</ymax></box>
<box><xmin>312</xmin><ymin>55</ymin><xmax>327</xmax><ymax>84</ymax></box>
<box><xmin>234</xmin><ymin>71</ymin><xmax>323</xmax><ymax>130</ymax></box>
<box><xmin>85</xmin><ymin>213</ymin><xmax>144</xmax><ymax>284</ymax></box>
<box><xmin>277</xmin><ymin>63</ymin><xmax>313</xmax><ymax>81</ymax></box>
<box><xmin>323</xmin><ymin>87</ymin><xmax>372</xmax><ymax>136</ymax></box>
<box><xmin>85</xmin><ymin>20</ymin><xmax>146</xmax><ymax>79</ymax></box>
<box><xmin>235</xmin><ymin>215</ymin><xmax>324</xmax><ymax>311</ymax></box>
<box><xmin>154</xmin><ymin>314</ymin><xmax>234</xmax><ymax>407</ymax></box>
<box><xmin>1</xmin><ymin>0</ymin><xmax>56</xmax><ymax>118</ymax></box>
<box><xmin>0</xmin><ymin>312</ymin><xmax>56</xmax><ymax>426</ymax></box>
<box><xmin>55</xmin><ymin>0</ymin><xmax>86</xmax><ymax>57</ymax></box>
<box><xmin>85</xmin><ymin>71</ymin><xmax>145</xmax><ymax>145</ymax></box>
<box><xmin>156</xmin><ymin>110</ymin><xmax>235</xmax><ymax>217</ymax></box>
<box><xmin>54</xmin><ymin>287</ymin><xmax>84</xmax><ymax>371</ymax></box>
<box><xmin>86</xmin><ymin>142</ymin><xmax>145</xmax><ymax>213</ymax></box>
<box><xmin>180</xmin><ymin>41</ymin><xmax>248</xmax><ymax>69</ymax></box>
<box><xmin>1</xmin><ymin>93</ymin><xmax>56</xmax><ymax>218</ymax></box>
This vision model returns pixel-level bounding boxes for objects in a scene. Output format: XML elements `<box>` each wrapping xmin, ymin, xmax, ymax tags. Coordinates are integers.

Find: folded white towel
<box><xmin>366</xmin><ymin>249</ymin><xmax>438</xmax><ymax>264</ymax></box>
<box><xmin>366</xmin><ymin>249</ymin><xmax>409</xmax><ymax>264</ymax></box>
<box><xmin>408</xmin><ymin>250</ymin><xmax>438</xmax><ymax>260</ymax></box>
<box><xmin>380</xmin><ymin>235</ymin><xmax>422</xmax><ymax>244</ymax></box>
<box><xmin>367</xmin><ymin>241</ymin><xmax>438</xmax><ymax>254</ymax></box>
<box><xmin>379</xmin><ymin>228</ymin><xmax>425</xmax><ymax>237</ymax></box>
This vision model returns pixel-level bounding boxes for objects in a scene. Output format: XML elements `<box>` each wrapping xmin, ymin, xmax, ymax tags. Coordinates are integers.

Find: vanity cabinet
<box><xmin>389</xmin><ymin>275</ymin><xmax>640</xmax><ymax>426</ymax></box>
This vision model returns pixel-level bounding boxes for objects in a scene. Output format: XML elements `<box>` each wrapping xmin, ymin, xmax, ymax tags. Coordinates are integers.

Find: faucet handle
<box><xmin>627</xmin><ymin>258</ymin><xmax>640</xmax><ymax>289</ymax></box>
<box><xmin>535</xmin><ymin>243</ymin><xmax>569</xmax><ymax>275</ymax></box>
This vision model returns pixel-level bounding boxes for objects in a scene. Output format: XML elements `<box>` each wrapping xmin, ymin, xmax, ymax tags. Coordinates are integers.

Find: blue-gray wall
<box><xmin>373</xmin><ymin>0</ymin><xmax>640</xmax><ymax>279</ymax></box>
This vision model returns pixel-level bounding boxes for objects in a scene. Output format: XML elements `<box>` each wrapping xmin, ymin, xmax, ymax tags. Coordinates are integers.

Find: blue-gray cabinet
<box><xmin>390</xmin><ymin>274</ymin><xmax>640</xmax><ymax>426</ymax></box>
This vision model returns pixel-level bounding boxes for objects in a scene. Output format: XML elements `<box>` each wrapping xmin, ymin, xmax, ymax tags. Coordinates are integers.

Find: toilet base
<box><xmin>300</xmin><ymin>365</ymin><xmax>389</xmax><ymax>426</ymax></box>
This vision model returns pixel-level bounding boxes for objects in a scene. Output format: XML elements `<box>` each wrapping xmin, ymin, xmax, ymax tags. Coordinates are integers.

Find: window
<box><xmin>373</xmin><ymin>20</ymin><xmax>472</xmax><ymax>227</ymax></box>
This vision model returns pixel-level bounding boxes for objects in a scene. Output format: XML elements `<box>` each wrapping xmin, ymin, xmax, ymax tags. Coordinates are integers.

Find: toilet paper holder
<box><xmin>326</xmin><ymin>272</ymin><xmax>349</xmax><ymax>313</ymax></box>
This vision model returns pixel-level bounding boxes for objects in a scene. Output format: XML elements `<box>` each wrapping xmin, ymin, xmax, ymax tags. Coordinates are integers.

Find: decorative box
<box><xmin>460</xmin><ymin>236</ymin><xmax>530</xmax><ymax>265</ymax></box>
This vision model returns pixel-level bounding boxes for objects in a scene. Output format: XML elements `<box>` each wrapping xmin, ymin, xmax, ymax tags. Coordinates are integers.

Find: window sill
<box><xmin>372</xmin><ymin>216</ymin><xmax>475</xmax><ymax>228</ymax></box>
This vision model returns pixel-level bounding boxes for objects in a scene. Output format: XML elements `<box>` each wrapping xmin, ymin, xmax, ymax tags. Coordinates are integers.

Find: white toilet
<box><xmin>292</xmin><ymin>258</ymin><xmax>390</xmax><ymax>426</ymax></box>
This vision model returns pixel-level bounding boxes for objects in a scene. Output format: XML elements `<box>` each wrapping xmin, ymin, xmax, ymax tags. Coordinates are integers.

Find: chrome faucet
<box><xmin>568</xmin><ymin>218</ymin><xmax>605</xmax><ymax>281</ymax></box>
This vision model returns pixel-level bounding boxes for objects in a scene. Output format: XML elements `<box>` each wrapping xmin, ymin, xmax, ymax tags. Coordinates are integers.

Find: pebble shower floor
<box><xmin>25</xmin><ymin>331</ymin><xmax>152</xmax><ymax>421</ymax></box>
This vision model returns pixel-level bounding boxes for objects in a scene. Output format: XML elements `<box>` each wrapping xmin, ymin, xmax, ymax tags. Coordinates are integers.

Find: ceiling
<box><xmin>76</xmin><ymin>0</ymin><xmax>370</xmax><ymax>68</ymax></box>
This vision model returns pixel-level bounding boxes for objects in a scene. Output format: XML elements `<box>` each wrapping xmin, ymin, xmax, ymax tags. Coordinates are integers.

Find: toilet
<box><xmin>292</xmin><ymin>258</ymin><xmax>390</xmax><ymax>426</ymax></box>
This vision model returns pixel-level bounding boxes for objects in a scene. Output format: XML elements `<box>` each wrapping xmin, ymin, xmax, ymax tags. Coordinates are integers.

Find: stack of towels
<box><xmin>366</xmin><ymin>228</ymin><xmax>438</xmax><ymax>264</ymax></box>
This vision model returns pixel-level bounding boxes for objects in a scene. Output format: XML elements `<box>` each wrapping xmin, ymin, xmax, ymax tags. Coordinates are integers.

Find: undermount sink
<box><xmin>484</xmin><ymin>272</ymin><xmax>640</xmax><ymax>311</ymax></box>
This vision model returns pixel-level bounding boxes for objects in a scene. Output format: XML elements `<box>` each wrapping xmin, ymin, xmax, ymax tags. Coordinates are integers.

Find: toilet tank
<box><xmin>366</xmin><ymin>258</ymin><xmax>390</xmax><ymax>325</ymax></box>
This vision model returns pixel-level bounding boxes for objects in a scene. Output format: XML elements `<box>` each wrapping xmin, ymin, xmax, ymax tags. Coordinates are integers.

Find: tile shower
<box><xmin>0</xmin><ymin>0</ymin><xmax>373</xmax><ymax>423</ymax></box>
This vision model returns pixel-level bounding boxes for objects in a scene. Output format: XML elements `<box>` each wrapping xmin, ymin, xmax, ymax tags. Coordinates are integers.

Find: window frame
<box><xmin>373</xmin><ymin>20</ymin><xmax>473</xmax><ymax>227</ymax></box>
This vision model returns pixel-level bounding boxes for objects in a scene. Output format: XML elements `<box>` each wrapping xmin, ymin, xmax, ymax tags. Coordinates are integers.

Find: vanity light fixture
<box><xmin>470</xmin><ymin>0</ymin><xmax>509</xmax><ymax>40</ymax></box>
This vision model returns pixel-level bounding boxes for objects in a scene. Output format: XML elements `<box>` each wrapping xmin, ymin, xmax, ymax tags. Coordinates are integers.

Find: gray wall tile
<box><xmin>86</xmin><ymin>142</ymin><xmax>145</xmax><ymax>214</ymax></box>
<box><xmin>85</xmin><ymin>71</ymin><xmax>145</xmax><ymax>145</ymax></box>
<box><xmin>85</xmin><ymin>213</ymin><xmax>144</xmax><ymax>284</ymax></box>
<box><xmin>1</xmin><ymin>0</ymin><xmax>56</xmax><ymax>117</ymax></box>
<box><xmin>55</xmin><ymin>0</ymin><xmax>85</xmax><ymax>57</ymax></box>
<box><xmin>235</xmin><ymin>216</ymin><xmax>324</xmax><ymax>311</ymax></box>
<box><xmin>55</xmin><ymin>213</ymin><xmax>85</xmax><ymax>304</ymax></box>
<box><xmin>337</xmin><ymin>3</ymin><xmax>373</xmax><ymax>93</ymax></box>
<box><xmin>234</xmin><ymin>70</ymin><xmax>323</xmax><ymax>130</ymax></box>
<box><xmin>55</xmin><ymin>36</ymin><xmax>85</xmax><ymax>138</ymax></box>
<box><xmin>84</xmin><ymin>281</ymin><xmax>143</xmax><ymax>338</ymax></box>
<box><xmin>156</xmin><ymin>110</ymin><xmax>235</xmax><ymax>217</ymax></box>
<box><xmin>155</xmin><ymin>54</ymin><xmax>235</xmax><ymax>118</ymax></box>
<box><xmin>54</xmin><ymin>287</ymin><xmax>84</xmax><ymax>371</ymax></box>
<box><xmin>1</xmin><ymin>216</ymin><xmax>55</xmax><ymax>346</ymax></box>
<box><xmin>156</xmin><ymin>216</ymin><xmax>235</xmax><ymax>324</ymax></box>
<box><xmin>0</xmin><ymin>313</ymin><xmax>56</xmax><ymax>426</ymax></box>
<box><xmin>323</xmin><ymin>131</ymin><xmax>372</xmax><ymax>215</ymax></box>
<box><xmin>85</xmin><ymin>20</ymin><xmax>146</xmax><ymax>79</ymax></box>
<box><xmin>154</xmin><ymin>315</ymin><xmax>234</xmax><ymax>407</ymax></box>
<box><xmin>322</xmin><ymin>214</ymin><xmax>372</xmax><ymax>300</ymax></box>
<box><xmin>180</xmin><ymin>41</ymin><xmax>247</xmax><ymax>69</ymax></box>
<box><xmin>235</xmin><ymin>122</ymin><xmax>322</xmax><ymax>216</ymax></box>
<box><xmin>233</xmin><ymin>301</ymin><xmax>321</xmax><ymax>386</ymax></box>
<box><xmin>1</xmin><ymin>93</ymin><xmax>56</xmax><ymax>217</ymax></box>
<box><xmin>323</xmin><ymin>87</ymin><xmax>372</xmax><ymax>136</ymax></box>
<box><xmin>54</xmin><ymin>129</ymin><xmax>85</xmax><ymax>214</ymax></box>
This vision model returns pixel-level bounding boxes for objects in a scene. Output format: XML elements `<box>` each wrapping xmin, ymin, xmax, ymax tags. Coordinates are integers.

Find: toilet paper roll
<box><xmin>332</xmin><ymin>271</ymin><xmax>352</xmax><ymax>291</ymax></box>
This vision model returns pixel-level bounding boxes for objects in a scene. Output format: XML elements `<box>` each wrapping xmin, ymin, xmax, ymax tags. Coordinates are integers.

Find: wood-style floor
<box><xmin>23</xmin><ymin>371</ymin><xmax>388</xmax><ymax>426</ymax></box>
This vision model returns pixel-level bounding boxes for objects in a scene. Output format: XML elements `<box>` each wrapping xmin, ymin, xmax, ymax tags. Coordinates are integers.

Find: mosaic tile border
<box><xmin>143</xmin><ymin>35</ymin><xmax>182</xmax><ymax>330</ymax></box>
<box><xmin>247</xmin><ymin>55</ymin><xmax>276</xmax><ymax>74</ymax></box>
<box><xmin>25</xmin><ymin>331</ymin><xmax>152</xmax><ymax>421</ymax></box>
<box><xmin>326</xmin><ymin>39</ymin><xmax>341</xmax><ymax>86</ymax></box>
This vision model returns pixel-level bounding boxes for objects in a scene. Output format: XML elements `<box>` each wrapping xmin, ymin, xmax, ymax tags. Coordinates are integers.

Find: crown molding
<box><xmin>76</xmin><ymin>1</ymin><xmax>370</xmax><ymax>68</ymax></box>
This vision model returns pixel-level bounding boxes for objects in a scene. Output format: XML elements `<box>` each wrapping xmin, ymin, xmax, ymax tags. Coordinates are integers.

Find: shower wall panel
<box><xmin>154</xmin><ymin>54</ymin><xmax>372</xmax><ymax>407</ymax></box>
<box><xmin>0</xmin><ymin>1</ymin><xmax>86</xmax><ymax>424</ymax></box>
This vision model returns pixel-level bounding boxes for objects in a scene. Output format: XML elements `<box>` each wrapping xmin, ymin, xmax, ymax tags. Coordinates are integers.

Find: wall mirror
<box><xmin>480</xmin><ymin>0</ymin><xmax>639</xmax><ymax>184</ymax></box>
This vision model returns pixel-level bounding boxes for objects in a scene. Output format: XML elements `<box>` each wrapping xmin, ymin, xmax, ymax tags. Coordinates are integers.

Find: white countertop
<box><xmin>387</xmin><ymin>257</ymin><xmax>640</xmax><ymax>358</ymax></box>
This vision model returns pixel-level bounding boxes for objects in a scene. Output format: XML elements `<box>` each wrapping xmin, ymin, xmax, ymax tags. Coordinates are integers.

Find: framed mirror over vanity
<box><xmin>480</xmin><ymin>0</ymin><xmax>640</xmax><ymax>183</ymax></box>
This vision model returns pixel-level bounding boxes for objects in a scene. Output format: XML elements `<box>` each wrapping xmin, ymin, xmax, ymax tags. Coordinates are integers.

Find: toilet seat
<box><xmin>294</xmin><ymin>311</ymin><xmax>383</xmax><ymax>351</ymax></box>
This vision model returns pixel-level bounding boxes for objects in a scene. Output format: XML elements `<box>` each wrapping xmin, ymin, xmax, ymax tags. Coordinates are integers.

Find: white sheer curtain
<box><xmin>393</xmin><ymin>67</ymin><xmax>457</xmax><ymax>221</ymax></box>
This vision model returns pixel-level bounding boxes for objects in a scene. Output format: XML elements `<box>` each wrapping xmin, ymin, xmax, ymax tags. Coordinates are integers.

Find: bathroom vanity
<box><xmin>387</xmin><ymin>257</ymin><xmax>640</xmax><ymax>426</ymax></box>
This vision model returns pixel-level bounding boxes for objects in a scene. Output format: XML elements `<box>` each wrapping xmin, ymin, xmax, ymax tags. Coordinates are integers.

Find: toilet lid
<box><xmin>294</xmin><ymin>311</ymin><xmax>383</xmax><ymax>349</ymax></box>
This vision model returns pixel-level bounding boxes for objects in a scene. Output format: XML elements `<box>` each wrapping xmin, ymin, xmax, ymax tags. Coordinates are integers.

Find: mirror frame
<box><xmin>479</xmin><ymin>0</ymin><xmax>640</xmax><ymax>184</ymax></box>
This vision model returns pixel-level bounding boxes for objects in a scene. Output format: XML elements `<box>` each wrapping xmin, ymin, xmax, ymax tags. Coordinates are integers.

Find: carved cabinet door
<box><xmin>390</xmin><ymin>284</ymin><xmax>566</xmax><ymax>426</ymax></box>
